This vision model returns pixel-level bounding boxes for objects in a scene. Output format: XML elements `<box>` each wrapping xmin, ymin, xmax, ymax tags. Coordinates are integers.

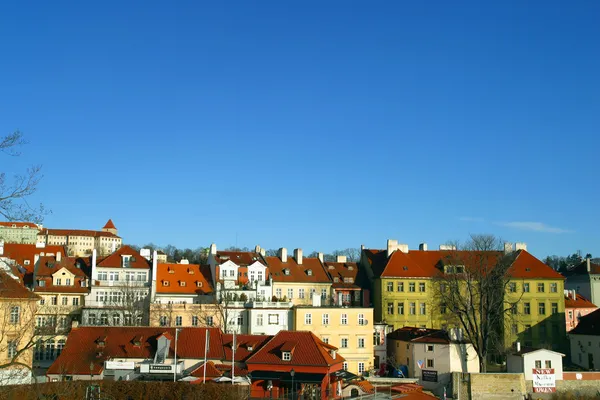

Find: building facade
<box><xmin>37</xmin><ymin>219</ymin><xmax>122</xmax><ymax>257</ymax></box>
<box><xmin>568</xmin><ymin>308</ymin><xmax>600</xmax><ymax>370</ymax></box>
<box><xmin>564</xmin><ymin>258</ymin><xmax>600</xmax><ymax>309</ymax></box>
<box><xmin>564</xmin><ymin>289</ymin><xmax>597</xmax><ymax>332</ymax></box>
<box><xmin>0</xmin><ymin>222</ymin><xmax>39</xmax><ymax>244</ymax></box>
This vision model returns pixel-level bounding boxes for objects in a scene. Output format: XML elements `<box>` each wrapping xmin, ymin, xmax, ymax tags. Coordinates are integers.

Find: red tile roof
<box><xmin>1</xmin><ymin>243</ymin><xmax>66</xmax><ymax>273</ymax></box>
<box><xmin>215</xmin><ymin>251</ymin><xmax>264</xmax><ymax>266</ymax></box>
<box><xmin>41</xmin><ymin>228</ymin><xmax>119</xmax><ymax>238</ymax></box>
<box><xmin>156</xmin><ymin>263</ymin><xmax>213</xmax><ymax>295</ymax></box>
<box><xmin>190</xmin><ymin>361</ymin><xmax>223</xmax><ymax>380</ymax></box>
<box><xmin>102</xmin><ymin>219</ymin><xmax>116</xmax><ymax>230</ymax></box>
<box><xmin>222</xmin><ymin>334</ymin><xmax>272</xmax><ymax>362</ymax></box>
<box><xmin>565</xmin><ymin>293</ymin><xmax>597</xmax><ymax>309</ymax></box>
<box><xmin>0</xmin><ymin>221</ymin><xmax>38</xmax><ymax>228</ymax></box>
<box><xmin>0</xmin><ymin>271</ymin><xmax>39</xmax><ymax>300</ymax></box>
<box><xmin>264</xmin><ymin>256</ymin><xmax>329</xmax><ymax>283</ymax></box>
<box><xmin>388</xmin><ymin>327</ymin><xmax>455</xmax><ymax>344</ymax></box>
<box><xmin>246</xmin><ymin>331</ymin><xmax>344</xmax><ymax>367</ymax></box>
<box><xmin>96</xmin><ymin>245</ymin><xmax>151</xmax><ymax>269</ymax></box>
<box><xmin>33</xmin><ymin>255</ymin><xmax>89</xmax><ymax>294</ymax></box>
<box><xmin>325</xmin><ymin>262</ymin><xmax>361</xmax><ymax>289</ymax></box>
<box><xmin>507</xmin><ymin>250</ymin><xmax>565</xmax><ymax>279</ymax></box>
<box><xmin>47</xmin><ymin>327</ymin><xmax>224</xmax><ymax>375</ymax></box>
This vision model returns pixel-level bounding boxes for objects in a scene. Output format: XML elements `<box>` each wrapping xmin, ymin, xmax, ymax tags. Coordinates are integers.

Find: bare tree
<box><xmin>431</xmin><ymin>235</ymin><xmax>522</xmax><ymax>372</ymax></box>
<box><xmin>98</xmin><ymin>281</ymin><xmax>150</xmax><ymax>326</ymax></box>
<box><xmin>0</xmin><ymin>132</ymin><xmax>47</xmax><ymax>223</ymax></box>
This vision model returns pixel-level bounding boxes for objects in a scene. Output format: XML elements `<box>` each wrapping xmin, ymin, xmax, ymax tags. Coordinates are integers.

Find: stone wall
<box><xmin>452</xmin><ymin>372</ymin><xmax>526</xmax><ymax>400</ymax></box>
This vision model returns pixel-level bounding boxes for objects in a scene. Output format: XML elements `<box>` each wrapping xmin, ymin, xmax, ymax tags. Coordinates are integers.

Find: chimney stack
<box><xmin>387</xmin><ymin>239</ymin><xmax>398</xmax><ymax>258</ymax></box>
<box><xmin>317</xmin><ymin>252</ymin><xmax>324</xmax><ymax>263</ymax></box>
<box><xmin>255</xmin><ymin>245</ymin><xmax>261</xmax><ymax>253</ymax></box>
<box><xmin>278</xmin><ymin>248</ymin><xmax>287</xmax><ymax>263</ymax></box>
<box><xmin>515</xmin><ymin>242</ymin><xmax>527</xmax><ymax>252</ymax></box>
<box><xmin>294</xmin><ymin>248</ymin><xmax>303</xmax><ymax>265</ymax></box>
<box><xmin>336</xmin><ymin>255</ymin><xmax>347</xmax><ymax>263</ymax></box>
<box><xmin>260</xmin><ymin>248</ymin><xmax>266</xmax><ymax>257</ymax></box>
<box><xmin>516</xmin><ymin>342</ymin><xmax>521</xmax><ymax>352</ymax></box>
<box><xmin>587</xmin><ymin>257</ymin><xmax>591</xmax><ymax>272</ymax></box>
<box><xmin>360</xmin><ymin>244</ymin><xmax>365</xmax><ymax>251</ymax></box>
<box><xmin>56</xmin><ymin>251</ymin><xmax>62</xmax><ymax>262</ymax></box>
<box><xmin>151</xmin><ymin>250</ymin><xmax>158</xmax><ymax>302</ymax></box>
<box><xmin>419</xmin><ymin>243</ymin><xmax>428</xmax><ymax>251</ymax></box>
<box><xmin>504</xmin><ymin>242</ymin><xmax>513</xmax><ymax>254</ymax></box>
<box><xmin>210</xmin><ymin>243</ymin><xmax>217</xmax><ymax>256</ymax></box>
<box><xmin>91</xmin><ymin>249</ymin><xmax>98</xmax><ymax>283</ymax></box>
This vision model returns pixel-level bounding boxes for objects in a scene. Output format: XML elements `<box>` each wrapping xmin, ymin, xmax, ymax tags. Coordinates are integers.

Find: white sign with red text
<box><xmin>532</xmin><ymin>368</ymin><xmax>556</xmax><ymax>393</ymax></box>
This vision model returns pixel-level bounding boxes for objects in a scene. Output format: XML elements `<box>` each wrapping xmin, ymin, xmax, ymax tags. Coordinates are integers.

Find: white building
<box><xmin>507</xmin><ymin>344</ymin><xmax>565</xmax><ymax>380</ymax></box>
<box><xmin>568</xmin><ymin>308</ymin><xmax>600</xmax><ymax>370</ymax></box>
<box><xmin>247</xmin><ymin>301</ymin><xmax>293</xmax><ymax>335</ymax></box>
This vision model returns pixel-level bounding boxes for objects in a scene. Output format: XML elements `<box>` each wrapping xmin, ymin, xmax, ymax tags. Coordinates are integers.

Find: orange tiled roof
<box><xmin>0</xmin><ymin>221</ymin><xmax>38</xmax><ymax>228</ymax></box>
<box><xmin>215</xmin><ymin>251</ymin><xmax>264</xmax><ymax>266</ymax></box>
<box><xmin>264</xmin><ymin>256</ymin><xmax>330</xmax><ymax>283</ymax></box>
<box><xmin>1</xmin><ymin>243</ymin><xmax>66</xmax><ymax>273</ymax></box>
<box><xmin>96</xmin><ymin>245</ymin><xmax>151</xmax><ymax>269</ymax></box>
<box><xmin>222</xmin><ymin>334</ymin><xmax>272</xmax><ymax>362</ymax></box>
<box><xmin>325</xmin><ymin>261</ymin><xmax>361</xmax><ymax>289</ymax></box>
<box><xmin>0</xmin><ymin>271</ymin><xmax>39</xmax><ymax>300</ymax></box>
<box><xmin>41</xmin><ymin>228</ymin><xmax>120</xmax><ymax>239</ymax></box>
<box><xmin>190</xmin><ymin>361</ymin><xmax>222</xmax><ymax>379</ymax></box>
<box><xmin>507</xmin><ymin>250</ymin><xmax>565</xmax><ymax>279</ymax></box>
<box><xmin>565</xmin><ymin>293</ymin><xmax>597</xmax><ymax>309</ymax></box>
<box><xmin>246</xmin><ymin>331</ymin><xmax>344</xmax><ymax>366</ymax></box>
<box><xmin>102</xmin><ymin>219</ymin><xmax>116</xmax><ymax>230</ymax></box>
<box><xmin>156</xmin><ymin>263</ymin><xmax>213</xmax><ymax>295</ymax></box>
<box><xmin>33</xmin><ymin>255</ymin><xmax>89</xmax><ymax>294</ymax></box>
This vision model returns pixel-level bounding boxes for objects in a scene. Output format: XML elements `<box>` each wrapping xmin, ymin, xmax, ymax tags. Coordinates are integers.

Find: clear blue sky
<box><xmin>1</xmin><ymin>1</ymin><xmax>599</xmax><ymax>258</ymax></box>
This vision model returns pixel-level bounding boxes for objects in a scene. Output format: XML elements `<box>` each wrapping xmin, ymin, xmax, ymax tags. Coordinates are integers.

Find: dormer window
<box><xmin>24</xmin><ymin>260</ymin><xmax>30</xmax><ymax>266</ymax></box>
<box><xmin>188</xmin><ymin>269</ymin><xmax>194</xmax><ymax>275</ymax></box>
<box><xmin>334</xmin><ymin>277</ymin><xmax>339</xmax><ymax>283</ymax></box>
<box><xmin>163</xmin><ymin>281</ymin><xmax>170</xmax><ymax>287</ymax></box>
<box><xmin>168</xmin><ymin>268</ymin><xmax>175</xmax><ymax>274</ymax></box>
<box><xmin>284</xmin><ymin>269</ymin><xmax>290</xmax><ymax>276</ymax></box>
<box><xmin>196</xmin><ymin>282</ymin><xmax>203</xmax><ymax>287</ymax></box>
<box><xmin>282</xmin><ymin>351</ymin><xmax>291</xmax><ymax>361</ymax></box>
<box><xmin>403</xmin><ymin>266</ymin><xmax>408</xmax><ymax>271</ymax></box>
<box><xmin>180</xmin><ymin>281</ymin><xmax>186</xmax><ymax>287</ymax></box>
<box><xmin>307</xmin><ymin>269</ymin><xmax>313</xmax><ymax>276</ymax></box>
<box><xmin>122</xmin><ymin>255</ymin><xmax>131</xmax><ymax>268</ymax></box>
<box><xmin>247</xmin><ymin>345</ymin><xmax>253</xmax><ymax>351</ymax></box>
<box><xmin>328</xmin><ymin>265</ymin><xmax>335</xmax><ymax>270</ymax></box>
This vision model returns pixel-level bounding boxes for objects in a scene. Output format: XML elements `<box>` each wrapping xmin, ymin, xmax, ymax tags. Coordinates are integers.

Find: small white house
<box><xmin>507</xmin><ymin>344</ymin><xmax>565</xmax><ymax>380</ymax></box>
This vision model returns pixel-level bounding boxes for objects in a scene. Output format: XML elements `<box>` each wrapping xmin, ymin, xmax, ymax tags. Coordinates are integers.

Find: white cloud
<box><xmin>496</xmin><ymin>221</ymin><xmax>573</xmax><ymax>234</ymax></box>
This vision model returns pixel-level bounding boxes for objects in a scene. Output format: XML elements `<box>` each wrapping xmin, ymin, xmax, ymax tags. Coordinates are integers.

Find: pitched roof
<box><xmin>387</xmin><ymin>327</ymin><xmax>454</xmax><ymax>344</ymax></box>
<box><xmin>0</xmin><ymin>221</ymin><xmax>38</xmax><ymax>228</ymax></box>
<box><xmin>96</xmin><ymin>245</ymin><xmax>151</xmax><ymax>269</ymax></box>
<box><xmin>511</xmin><ymin>347</ymin><xmax>565</xmax><ymax>357</ymax></box>
<box><xmin>190</xmin><ymin>361</ymin><xmax>222</xmax><ymax>379</ymax></box>
<box><xmin>47</xmin><ymin>327</ymin><xmax>224</xmax><ymax>375</ymax></box>
<box><xmin>565</xmin><ymin>293</ymin><xmax>597</xmax><ymax>309</ymax></box>
<box><xmin>570</xmin><ymin>308</ymin><xmax>600</xmax><ymax>336</ymax></box>
<box><xmin>1</xmin><ymin>243</ymin><xmax>66</xmax><ymax>273</ymax></box>
<box><xmin>0</xmin><ymin>271</ymin><xmax>39</xmax><ymax>300</ymax></box>
<box><xmin>102</xmin><ymin>219</ymin><xmax>116</xmax><ymax>230</ymax></box>
<box><xmin>222</xmin><ymin>334</ymin><xmax>272</xmax><ymax>362</ymax></box>
<box><xmin>33</xmin><ymin>256</ymin><xmax>89</xmax><ymax>294</ymax></box>
<box><xmin>564</xmin><ymin>260</ymin><xmax>600</xmax><ymax>276</ymax></box>
<box><xmin>214</xmin><ymin>251</ymin><xmax>264</xmax><ymax>266</ymax></box>
<box><xmin>41</xmin><ymin>228</ymin><xmax>119</xmax><ymax>239</ymax></box>
<box><xmin>246</xmin><ymin>331</ymin><xmax>344</xmax><ymax>367</ymax></box>
<box><xmin>156</xmin><ymin>263</ymin><xmax>213</xmax><ymax>295</ymax></box>
<box><xmin>264</xmin><ymin>256</ymin><xmax>330</xmax><ymax>283</ymax></box>
<box><xmin>325</xmin><ymin>261</ymin><xmax>361</xmax><ymax>289</ymax></box>
<box><xmin>507</xmin><ymin>250</ymin><xmax>565</xmax><ymax>279</ymax></box>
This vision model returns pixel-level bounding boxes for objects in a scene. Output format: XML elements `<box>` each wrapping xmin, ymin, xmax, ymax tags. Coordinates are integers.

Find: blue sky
<box><xmin>1</xmin><ymin>1</ymin><xmax>599</xmax><ymax>258</ymax></box>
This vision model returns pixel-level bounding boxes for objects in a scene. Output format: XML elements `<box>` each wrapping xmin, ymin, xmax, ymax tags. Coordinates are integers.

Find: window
<box><xmin>305</xmin><ymin>313</ymin><xmax>312</xmax><ymax>325</ymax></box>
<box><xmin>427</xmin><ymin>345</ymin><xmax>434</xmax><ymax>352</ymax></box>
<box><xmin>397</xmin><ymin>282</ymin><xmax>404</xmax><ymax>292</ymax></box>
<box><xmin>113</xmin><ymin>314</ymin><xmax>120</xmax><ymax>325</ymax></box>
<box><xmin>307</xmin><ymin>269</ymin><xmax>313</xmax><ymax>276</ymax></box>
<box><xmin>322</xmin><ymin>337</ymin><xmax>329</xmax><ymax>344</ymax></box>
<box><xmin>511</xmin><ymin>304</ymin><xmax>518</xmax><ymax>315</ymax></box>
<box><xmin>98</xmin><ymin>272</ymin><xmax>107</xmax><ymax>281</ymax></box>
<box><xmin>537</xmin><ymin>283</ymin><xmax>545</xmax><ymax>293</ymax></box>
<box><xmin>387</xmin><ymin>282</ymin><xmax>393</xmax><ymax>292</ymax></box>
<box><xmin>545</xmin><ymin>360</ymin><xmax>552</xmax><ymax>368</ymax></box>
<box><xmin>38</xmin><ymin>280</ymin><xmax>45</xmax><ymax>287</ymax></box>
<box><xmin>276</xmin><ymin>289</ymin><xmax>282</xmax><ymax>298</ymax></box>
<box><xmin>56</xmin><ymin>278</ymin><xmax>61</xmax><ymax>285</ymax></box>
<box><xmin>358</xmin><ymin>362</ymin><xmax>365</xmax><ymax>374</ymax></box>
<box><xmin>440</xmin><ymin>303</ymin><xmax>446</xmax><ymax>314</ymax></box>
<box><xmin>509</xmin><ymin>282</ymin><xmax>517</xmax><ymax>292</ymax></box>
<box><xmin>310</xmin><ymin>288</ymin><xmax>316</xmax><ymax>299</ymax></box>
<box><xmin>535</xmin><ymin>360</ymin><xmax>542</xmax><ymax>368</ymax></box>
<box><xmin>88</xmin><ymin>314</ymin><xmax>96</xmax><ymax>325</ymax></box>
<box><xmin>374</xmin><ymin>331</ymin><xmax>381</xmax><ymax>346</ymax></box>
<box><xmin>268</xmin><ymin>314</ymin><xmax>279</xmax><ymax>325</ymax></box>
<box><xmin>420</xmin><ymin>303</ymin><xmax>426</xmax><ymax>315</ymax></box>
<box><xmin>175</xmin><ymin>316</ymin><xmax>182</xmax><ymax>326</ymax></box>
<box><xmin>523</xmin><ymin>283</ymin><xmax>530</xmax><ymax>293</ymax></box>
<box><xmin>322</xmin><ymin>313</ymin><xmax>329</xmax><ymax>325</ymax></box>
<box><xmin>237</xmin><ymin>315</ymin><xmax>244</xmax><ymax>326</ymax></box>
<box><xmin>538</xmin><ymin>302</ymin><xmax>546</xmax><ymax>315</ymax></box>
<box><xmin>10</xmin><ymin>306</ymin><xmax>20</xmax><ymax>324</ymax></box>
<box><xmin>551</xmin><ymin>303</ymin><xmax>558</xmax><ymax>314</ymax></box>
<box><xmin>409</xmin><ymin>282</ymin><xmax>416</xmax><ymax>292</ymax></box>
<box><xmin>287</xmin><ymin>289</ymin><xmax>293</xmax><ymax>299</ymax></box>
<box><xmin>179</xmin><ymin>281</ymin><xmax>186</xmax><ymax>287</ymax></box>
<box><xmin>39</xmin><ymin>298</ymin><xmax>45</xmax><ymax>305</ymax></box>
<box><xmin>341</xmin><ymin>338</ymin><xmax>348</xmax><ymax>348</ymax></box>
<box><xmin>398</xmin><ymin>302</ymin><xmax>405</xmax><ymax>315</ymax></box>
<box><xmin>8</xmin><ymin>340</ymin><xmax>17</xmax><ymax>358</ymax></box>
<box><xmin>191</xmin><ymin>316</ymin><xmax>198</xmax><ymax>326</ymax></box>
<box><xmin>282</xmin><ymin>352</ymin><xmax>291</xmax><ymax>361</ymax></box>
<box><xmin>229</xmin><ymin>270</ymin><xmax>234</xmax><ymax>277</ymax></box>
<box><xmin>206</xmin><ymin>316</ymin><xmax>214</xmax><ymax>326</ymax></box>
<box><xmin>159</xmin><ymin>316</ymin><xmax>167</xmax><ymax>326</ymax></box>
<box><xmin>427</xmin><ymin>359</ymin><xmax>434</xmax><ymax>368</ymax></box>
<box><xmin>568</xmin><ymin>310</ymin><xmax>573</xmax><ymax>319</ymax></box>
<box><xmin>358</xmin><ymin>313</ymin><xmax>365</xmax><ymax>325</ymax></box>
<box><xmin>550</xmin><ymin>283</ymin><xmax>557</xmax><ymax>293</ymax></box>
<box><xmin>51</xmin><ymin>297</ymin><xmax>58</xmax><ymax>306</ymax></box>
<box><xmin>56</xmin><ymin>339</ymin><xmax>65</xmax><ymax>358</ymax></box>
<box><xmin>419</xmin><ymin>282</ymin><xmax>426</xmax><ymax>292</ymax></box>
<box><xmin>341</xmin><ymin>313</ymin><xmax>348</xmax><ymax>325</ymax></box>
<box><xmin>409</xmin><ymin>302</ymin><xmax>416</xmax><ymax>315</ymax></box>
<box><xmin>512</xmin><ymin>324</ymin><xmax>518</xmax><ymax>335</ymax></box>
<box><xmin>387</xmin><ymin>302</ymin><xmax>394</xmax><ymax>314</ymax></box>
<box><xmin>299</xmin><ymin>288</ymin><xmax>305</xmax><ymax>299</ymax></box>
<box><xmin>524</xmin><ymin>302</ymin><xmax>531</xmax><ymax>315</ymax></box>
<box><xmin>62</xmin><ymin>297</ymin><xmax>68</xmax><ymax>305</ymax></box>
<box><xmin>72</xmin><ymin>297</ymin><xmax>79</xmax><ymax>306</ymax></box>
<box><xmin>321</xmin><ymin>288</ymin><xmax>327</xmax><ymax>299</ymax></box>
<box><xmin>342</xmin><ymin>362</ymin><xmax>348</xmax><ymax>371</ymax></box>
<box><xmin>358</xmin><ymin>338</ymin><xmax>365</xmax><ymax>348</ymax></box>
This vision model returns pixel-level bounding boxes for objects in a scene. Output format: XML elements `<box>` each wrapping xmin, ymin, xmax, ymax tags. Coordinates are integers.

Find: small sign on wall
<box><xmin>532</xmin><ymin>368</ymin><xmax>556</xmax><ymax>393</ymax></box>
<box><xmin>422</xmin><ymin>370</ymin><xmax>438</xmax><ymax>382</ymax></box>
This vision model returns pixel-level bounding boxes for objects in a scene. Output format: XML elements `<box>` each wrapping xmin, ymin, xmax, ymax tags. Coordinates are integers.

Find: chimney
<box><xmin>56</xmin><ymin>251</ymin><xmax>62</xmax><ymax>262</ymax></box>
<box><xmin>336</xmin><ymin>255</ymin><xmax>347</xmax><ymax>263</ymax></box>
<box><xmin>260</xmin><ymin>248</ymin><xmax>266</xmax><ymax>257</ymax></box>
<box><xmin>587</xmin><ymin>257</ymin><xmax>591</xmax><ymax>273</ymax></box>
<box><xmin>360</xmin><ymin>244</ymin><xmax>365</xmax><ymax>251</ymax></box>
<box><xmin>419</xmin><ymin>243</ymin><xmax>428</xmax><ymax>251</ymax></box>
<box><xmin>386</xmin><ymin>239</ymin><xmax>398</xmax><ymax>257</ymax></box>
<box><xmin>317</xmin><ymin>252</ymin><xmax>324</xmax><ymax>263</ymax></box>
<box><xmin>91</xmin><ymin>249</ymin><xmax>98</xmax><ymax>282</ymax></box>
<box><xmin>140</xmin><ymin>248</ymin><xmax>151</xmax><ymax>260</ymax></box>
<box><xmin>516</xmin><ymin>342</ymin><xmax>521</xmax><ymax>352</ymax></box>
<box><xmin>515</xmin><ymin>242</ymin><xmax>527</xmax><ymax>252</ymax></box>
<box><xmin>572</xmin><ymin>289</ymin><xmax>576</xmax><ymax>300</ymax></box>
<box><xmin>294</xmin><ymin>248</ymin><xmax>303</xmax><ymax>265</ymax></box>
<box><xmin>504</xmin><ymin>242</ymin><xmax>513</xmax><ymax>254</ymax></box>
<box><xmin>255</xmin><ymin>245</ymin><xmax>261</xmax><ymax>254</ymax></box>
<box><xmin>151</xmin><ymin>250</ymin><xmax>158</xmax><ymax>302</ymax></box>
<box><xmin>210</xmin><ymin>243</ymin><xmax>217</xmax><ymax>256</ymax></box>
<box><xmin>278</xmin><ymin>248</ymin><xmax>287</xmax><ymax>263</ymax></box>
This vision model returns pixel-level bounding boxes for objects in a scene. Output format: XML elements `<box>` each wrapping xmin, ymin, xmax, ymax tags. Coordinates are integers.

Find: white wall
<box><xmin>248</xmin><ymin>307</ymin><xmax>292</xmax><ymax>335</ymax></box>
<box><xmin>522</xmin><ymin>351</ymin><xmax>564</xmax><ymax>380</ymax></box>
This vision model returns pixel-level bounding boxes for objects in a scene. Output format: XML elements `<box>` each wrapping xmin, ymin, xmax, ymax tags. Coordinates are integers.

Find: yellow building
<box><xmin>361</xmin><ymin>240</ymin><xmax>566</xmax><ymax>351</ymax></box>
<box><xmin>293</xmin><ymin>306</ymin><xmax>374</xmax><ymax>375</ymax></box>
<box><xmin>265</xmin><ymin>248</ymin><xmax>332</xmax><ymax>306</ymax></box>
<box><xmin>0</xmin><ymin>271</ymin><xmax>39</xmax><ymax>385</ymax></box>
<box><xmin>37</xmin><ymin>219</ymin><xmax>121</xmax><ymax>257</ymax></box>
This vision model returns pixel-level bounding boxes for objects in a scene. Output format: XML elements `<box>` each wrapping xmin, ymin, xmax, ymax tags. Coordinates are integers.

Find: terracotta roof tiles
<box><xmin>156</xmin><ymin>263</ymin><xmax>213</xmax><ymax>295</ymax></box>
<box><xmin>565</xmin><ymin>293</ymin><xmax>597</xmax><ymax>309</ymax></box>
<box><xmin>264</xmin><ymin>256</ymin><xmax>330</xmax><ymax>283</ymax></box>
<box><xmin>96</xmin><ymin>246</ymin><xmax>151</xmax><ymax>269</ymax></box>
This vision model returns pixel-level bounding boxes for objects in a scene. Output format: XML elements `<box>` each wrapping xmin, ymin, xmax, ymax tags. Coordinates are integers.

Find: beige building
<box><xmin>37</xmin><ymin>219</ymin><xmax>122</xmax><ymax>257</ymax></box>
<box><xmin>0</xmin><ymin>222</ymin><xmax>40</xmax><ymax>244</ymax></box>
<box><xmin>0</xmin><ymin>271</ymin><xmax>39</xmax><ymax>385</ymax></box>
<box><xmin>294</xmin><ymin>305</ymin><xmax>374</xmax><ymax>376</ymax></box>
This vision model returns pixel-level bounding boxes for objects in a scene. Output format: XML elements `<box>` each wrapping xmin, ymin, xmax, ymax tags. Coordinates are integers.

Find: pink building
<box><xmin>564</xmin><ymin>289</ymin><xmax>598</xmax><ymax>332</ymax></box>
